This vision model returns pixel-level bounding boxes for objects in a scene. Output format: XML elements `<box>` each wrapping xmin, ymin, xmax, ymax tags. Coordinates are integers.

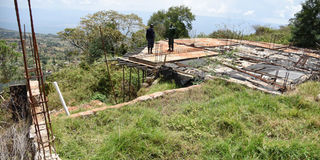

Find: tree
<box><xmin>148</xmin><ymin>5</ymin><xmax>196</xmax><ymax>39</ymax></box>
<box><xmin>130</xmin><ymin>29</ymin><xmax>147</xmax><ymax>48</ymax></box>
<box><xmin>58</xmin><ymin>10</ymin><xmax>145</xmax><ymax>63</ymax></box>
<box><xmin>290</xmin><ymin>0</ymin><xmax>320</xmax><ymax>48</ymax></box>
<box><xmin>0</xmin><ymin>40</ymin><xmax>22</xmax><ymax>83</ymax></box>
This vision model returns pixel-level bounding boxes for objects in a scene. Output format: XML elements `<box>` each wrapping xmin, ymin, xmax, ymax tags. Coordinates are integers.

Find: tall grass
<box><xmin>0</xmin><ymin>120</ymin><xmax>33</xmax><ymax>160</ymax></box>
<box><xmin>204</xmin><ymin>25</ymin><xmax>292</xmax><ymax>45</ymax></box>
<box><xmin>46</xmin><ymin>62</ymin><xmax>142</xmax><ymax>110</ymax></box>
<box><xmin>53</xmin><ymin>79</ymin><xmax>320</xmax><ymax>159</ymax></box>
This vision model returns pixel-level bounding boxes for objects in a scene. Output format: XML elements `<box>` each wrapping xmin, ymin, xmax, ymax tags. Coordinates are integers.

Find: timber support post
<box><xmin>122</xmin><ymin>65</ymin><xmax>125</xmax><ymax>102</ymax></box>
<box><xmin>129</xmin><ymin>67</ymin><xmax>132</xmax><ymax>100</ymax></box>
<box><xmin>137</xmin><ymin>69</ymin><xmax>140</xmax><ymax>89</ymax></box>
<box><xmin>142</xmin><ymin>69</ymin><xmax>145</xmax><ymax>83</ymax></box>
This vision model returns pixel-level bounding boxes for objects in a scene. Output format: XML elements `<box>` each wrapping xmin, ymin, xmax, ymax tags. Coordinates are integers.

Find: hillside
<box><xmin>1</xmin><ymin>1</ymin><xmax>320</xmax><ymax>159</ymax></box>
<box><xmin>0</xmin><ymin>27</ymin><xmax>79</xmax><ymax>72</ymax></box>
<box><xmin>52</xmin><ymin>79</ymin><xmax>320</xmax><ymax>159</ymax></box>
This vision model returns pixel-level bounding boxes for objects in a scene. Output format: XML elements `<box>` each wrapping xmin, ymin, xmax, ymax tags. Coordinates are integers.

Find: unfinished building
<box><xmin>119</xmin><ymin>38</ymin><xmax>320</xmax><ymax>94</ymax></box>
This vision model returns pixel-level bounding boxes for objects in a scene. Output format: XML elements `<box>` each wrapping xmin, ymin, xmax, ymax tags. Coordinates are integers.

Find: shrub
<box><xmin>208</xmin><ymin>29</ymin><xmax>240</xmax><ymax>39</ymax></box>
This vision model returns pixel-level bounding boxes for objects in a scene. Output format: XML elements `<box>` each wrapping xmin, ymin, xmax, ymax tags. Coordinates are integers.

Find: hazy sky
<box><xmin>0</xmin><ymin>0</ymin><xmax>305</xmax><ymax>34</ymax></box>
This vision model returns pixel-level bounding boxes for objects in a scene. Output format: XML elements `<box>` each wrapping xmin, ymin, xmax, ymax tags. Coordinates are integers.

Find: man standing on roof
<box><xmin>146</xmin><ymin>24</ymin><xmax>155</xmax><ymax>54</ymax></box>
<box><xmin>168</xmin><ymin>24</ymin><xmax>176</xmax><ymax>52</ymax></box>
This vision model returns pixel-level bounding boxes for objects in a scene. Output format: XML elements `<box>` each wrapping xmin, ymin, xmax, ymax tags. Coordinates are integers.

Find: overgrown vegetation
<box><xmin>137</xmin><ymin>79</ymin><xmax>177</xmax><ymax>96</ymax></box>
<box><xmin>0</xmin><ymin>40</ymin><xmax>23</xmax><ymax>83</ymax></box>
<box><xmin>244</xmin><ymin>25</ymin><xmax>292</xmax><ymax>45</ymax></box>
<box><xmin>0</xmin><ymin>100</ymin><xmax>33</xmax><ymax>160</ymax></box>
<box><xmin>0</xmin><ymin>120</ymin><xmax>32</xmax><ymax>160</ymax></box>
<box><xmin>290</xmin><ymin>0</ymin><xmax>320</xmax><ymax>48</ymax></box>
<box><xmin>204</xmin><ymin>25</ymin><xmax>292</xmax><ymax>45</ymax></box>
<box><xmin>53</xmin><ymin>79</ymin><xmax>320</xmax><ymax>159</ymax></box>
<box><xmin>46</xmin><ymin>62</ymin><xmax>143</xmax><ymax>110</ymax></box>
<box><xmin>208</xmin><ymin>29</ymin><xmax>241</xmax><ymax>39</ymax></box>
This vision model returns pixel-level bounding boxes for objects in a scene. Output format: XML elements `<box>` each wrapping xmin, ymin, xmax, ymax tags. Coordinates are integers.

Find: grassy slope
<box><xmin>243</xmin><ymin>26</ymin><xmax>292</xmax><ymax>45</ymax></box>
<box><xmin>53</xmin><ymin>79</ymin><xmax>320</xmax><ymax>159</ymax></box>
<box><xmin>46</xmin><ymin>63</ymin><xmax>143</xmax><ymax>110</ymax></box>
<box><xmin>137</xmin><ymin>79</ymin><xmax>177</xmax><ymax>96</ymax></box>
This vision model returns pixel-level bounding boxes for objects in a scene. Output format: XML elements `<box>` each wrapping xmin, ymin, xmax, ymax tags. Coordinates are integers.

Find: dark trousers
<box><xmin>147</xmin><ymin>39</ymin><xmax>154</xmax><ymax>54</ymax></box>
<box><xmin>169</xmin><ymin>38</ymin><xmax>174</xmax><ymax>51</ymax></box>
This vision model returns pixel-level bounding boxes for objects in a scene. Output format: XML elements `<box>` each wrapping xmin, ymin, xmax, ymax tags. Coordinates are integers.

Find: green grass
<box><xmin>137</xmin><ymin>79</ymin><xmax>177</xmax><ymax>96</ymax></box>
<box><xmin>243</xmin><ymin>26</ymin><xmax>292</xmax><ymax>45</ymax></box>
<box><xmin>206</xmin><ymin>26</ymin><xmax>293</xmax><ymax>46</ymax></box>
<box><xmin>46</xmin><ymin>62</ymin><xmax>142</xmax><ymax>110</ymax></box>
<box><xmin>52</xmin><ymin>79</ymin><xmax>320</xmax><ymax>159</ymax></box>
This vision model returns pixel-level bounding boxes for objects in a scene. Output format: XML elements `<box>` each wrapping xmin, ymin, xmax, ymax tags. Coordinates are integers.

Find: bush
<box><xmin>46</xmin><ymin>62</ymin><xmax>142</xmax><ymax>110</ymax></box>
<box><xmin>91</xmin><ymin>92</ymin><xmax>108</xmax><ymax>103</ymax></box>
<box><xmin>208</xmin><ymin>29</ymin><xmax>240</xmax><ymax>39</ymax></box>
<box><xmin>244</xmin><ymin>25</ymin><xmax>292</xmax><ymax>45</ymax></box>
<box><xmin>253</xmin><ymin>25</ymin><xmax>273</xmax><ymax>35</ymax></box>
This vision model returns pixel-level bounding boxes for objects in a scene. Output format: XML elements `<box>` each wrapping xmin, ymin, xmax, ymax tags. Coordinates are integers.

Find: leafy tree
<box><xmin>0</xmin><ymin>40</ymin><xmax>22</xmax><ymax>83</ymax></box>
<box><xmin>290</xmin><ymin>0</ymin><xmax>320</xmax><ymax>48</ymax></box>
<box><xmin>58</xmin><ymin>10</ymin><xmax>145</xmax><ymax>63</ymax></box>
<box><xmin>148</xmin><ymin>5</ymin><xmax>195</xmax><ymax>39</ymax></box>
<box><xmin>130</xmin><ymin>29</ymin><xmax>147</xmax><ymax>48</ymax></box>
<box><xmin>65</xmin><ymin>50</ymin><xmax>79</xmax><ymax>63</ymax></box>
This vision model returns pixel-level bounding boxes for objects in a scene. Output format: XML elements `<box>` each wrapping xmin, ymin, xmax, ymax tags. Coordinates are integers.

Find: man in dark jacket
<box><xmin>168</xmin><ymin>24</ymin><xmax>176</xmax><ymax>52</ymax></box>
<box><xmin>146</xmin><ymin>24</ymin><xmax>155</xmax><ymax>54</ymax></box>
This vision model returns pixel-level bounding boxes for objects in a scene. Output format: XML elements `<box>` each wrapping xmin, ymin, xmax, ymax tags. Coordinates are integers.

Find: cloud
<box><xmin>1</xmin><ymin>0</ymin><xmax>305</xmax><ymax>25</ymax></box>
<box><xmin>243</xmin><ymin>10</ymin><xmax>255</xmax><ymax>16</ymax></box>
<box><xmin>284</xmin><ymin>0</ymin><xmax>302</xmax><ymax>17</ymax></box>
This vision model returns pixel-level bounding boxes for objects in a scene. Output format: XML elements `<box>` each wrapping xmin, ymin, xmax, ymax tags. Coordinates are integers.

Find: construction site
<box><xmin>119</xmin><ymin>38</ymin><xmax>320</xmax><ymax>95</ymax></box>
<box><xmin>1</xmin><ymin>0</ymin><xmax>320</xmax><ymax>160</ymax></box>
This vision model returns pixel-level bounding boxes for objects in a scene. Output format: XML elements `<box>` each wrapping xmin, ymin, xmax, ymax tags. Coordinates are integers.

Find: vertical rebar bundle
<box><xmin>14</xmin><ymin>0</ymin><xmax>58</xmax><ymax>159</ymax></box>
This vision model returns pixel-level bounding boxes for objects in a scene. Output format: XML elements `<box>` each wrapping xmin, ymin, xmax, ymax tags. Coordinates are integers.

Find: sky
<box><xmin>0</xmin><ymin>0</ymin><xmax>305</xmax><ymax>34</ymax></box>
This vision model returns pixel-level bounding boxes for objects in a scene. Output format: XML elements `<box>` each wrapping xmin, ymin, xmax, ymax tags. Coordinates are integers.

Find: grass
<box><xmin>46</xmin><ymin>62</ymin><xmax>142</xmax><ymax>110</ymax></box>
<box><xmin>52</xmin><ymin>79</ymin><xmax>320</xmax><ymax>159</ymax></box>
<box><xmin>137</xmin><ymin>79</ymin><xmax>177</xmax><ymax>96</ymax></box>
<box><xmin>206</xmin><ymin>25</ymin><xmax>292</xmax><ymax>46</ymax></box>
<box><xmin>243</xmin><ymin>26</ymin><xmax>292</xmax><ymax>45</ymax></box>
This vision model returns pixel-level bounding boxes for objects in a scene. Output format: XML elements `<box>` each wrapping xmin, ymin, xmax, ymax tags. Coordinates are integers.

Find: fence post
<box><xmin>53</xmin><ymin>82</ymin><xmax>70</xmax><ymax>116</ymax></box>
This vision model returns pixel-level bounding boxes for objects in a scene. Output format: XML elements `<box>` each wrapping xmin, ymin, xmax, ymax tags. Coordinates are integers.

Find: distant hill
<box><xmin>0</xmin><ymin>27</ymin><xmax>59</xmax><ymax>39</ymax></box>
<box><xmin>0</xmin><ymin>27</ymin><xmax>19</xmax><ymax>39</ymax></box>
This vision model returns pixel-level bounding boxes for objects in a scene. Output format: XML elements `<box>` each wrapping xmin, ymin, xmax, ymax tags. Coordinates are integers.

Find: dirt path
<box><xmin>69</xmin><ymin>85</ymin><xmax>201</xmax><ymax>118</ymax></box>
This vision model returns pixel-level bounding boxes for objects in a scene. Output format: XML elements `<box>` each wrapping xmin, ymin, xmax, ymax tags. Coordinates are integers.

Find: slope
<box><xmin>52</xmin><ymin>79</ymin><xmax>320</xmax><ymax>159</ymax></box>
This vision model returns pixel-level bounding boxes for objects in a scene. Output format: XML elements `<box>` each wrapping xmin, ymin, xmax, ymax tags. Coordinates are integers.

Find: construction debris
<box><xmin>119</xmin><ymin>38</ymin><xmax>320</xmax><ymax>94</ymax></box>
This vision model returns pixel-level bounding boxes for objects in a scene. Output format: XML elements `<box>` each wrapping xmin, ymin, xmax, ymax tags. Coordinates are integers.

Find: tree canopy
<box><xmin>290</xmin><ymin>0</ymin><xmax>320</xmax><ymax>48</ymax></box>
<box><xmin>58</xmin><ymin>10</ymin><xmax>145</xmax><ymax>63</ymax></box>
<box><xmin>0</xmin><ymin>40</ymin><xmax>22</xmax><ymax>83</ymax></box>
<box><xmin>148</xmin><ymin>5</ymin><xmax>195</xmax><ymax>39</ymax></box>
